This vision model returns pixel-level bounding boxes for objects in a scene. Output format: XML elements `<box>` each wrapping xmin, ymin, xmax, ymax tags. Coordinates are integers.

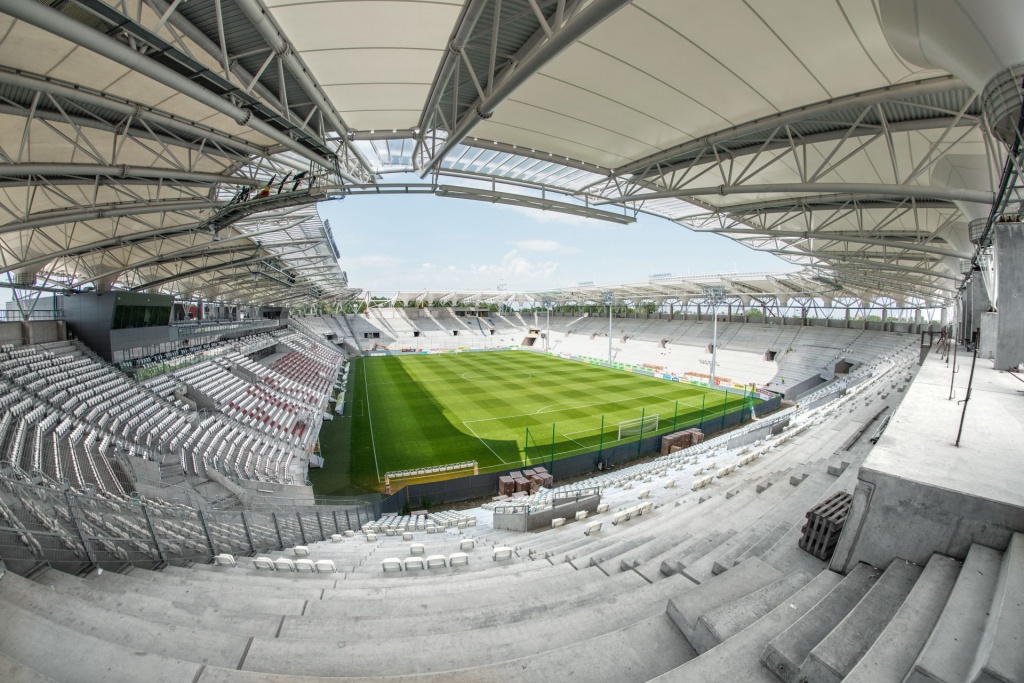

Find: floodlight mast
<box><xmin>543</xmin><ymin>298</ymin><xmax>552</xmax><ymax>353</ymax></box>
<box><xmin>702</xmin><ymin>285</ymin><xmax>727</xmax><ymax>387</ymax></box>
<box><xmin>603</xmin><ymin>291</ymin><xmax>614</xmax><ymax>363</ymax></box>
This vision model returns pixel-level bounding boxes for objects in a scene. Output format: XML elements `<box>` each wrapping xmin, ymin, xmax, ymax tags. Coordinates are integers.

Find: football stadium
<box><xmin>0</xmin><ymin>1</ymin><xmax>1023</xmax><ymax>682</ymax></box>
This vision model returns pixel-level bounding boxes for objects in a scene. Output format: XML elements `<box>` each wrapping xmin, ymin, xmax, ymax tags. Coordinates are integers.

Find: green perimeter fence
<box><xmin>519</xmin><ymin>388</ymin><xmax>758</xmax><ymax>471</ymax></box>
<box><xmin>380</xmin><ymin>392</ymin><xmax>782</xmax><ymax>513</ymax></box>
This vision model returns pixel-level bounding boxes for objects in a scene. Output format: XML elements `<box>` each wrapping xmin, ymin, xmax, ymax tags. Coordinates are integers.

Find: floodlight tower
<box><xmin>542</xmin><ymin>297</ymin><xmax>553</xmax><ymax>352</ymax></box>
<box><xmin>603</xmin><ymin>291</ymin><xmax>614</xmax><ymax>363</ymax></box>
<box><xmin>702</xmin><ymin>285</ymin><xmax>727</xmax><ymax>386</ymax></box>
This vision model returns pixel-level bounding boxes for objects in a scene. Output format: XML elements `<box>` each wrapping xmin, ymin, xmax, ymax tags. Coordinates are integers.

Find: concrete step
<box><xmin>843</xmin><ymin>554</ymin><xmax>961</xmax><ymax>683</ymax></box>
<box><xmin>649</xmin><ymin>570</ymin><xmax>844</xmax><ymax>683</ymax></box>
<box><xmin>797</xmin><ymin>558</ymin><xmax>922</xmax><ymax>683</ymax></box>
<box><xmin>584</xmin><ymin>534</ymin><xmax>656</xmax><ymax>572</ymax></box>
<box><xmin>34</xmin><ymin>568</ymin><xmax>282</xmax><ymax>637</ymax></box>
<box><xmin>335</xmin><ymin>552</ymin><xmax>559</xmax><ymax>585</ymax></box>
<box><xmin>967</xmin><ymin>532</ymin><xmax>1024</xmax><ymax>683</ymax></box>
<box><xmin>667</xmin><ymin>557</ymin><xmax>785</xmax><ymax>653</ymax></box>
<box><xmin>732</xmin><ymin>522</ymin><xmax>793</xmax><ymax>568</ymax></box>
<box><xmin>620</xmin><ymin>533</ymin><xmax>693</xmax><ymax>572</ymax></box>
<box><xmin>709</xmin><ymin>524</ymin><xmax>772</xmax><ymax>575</ymax></box>
<box><xmin>686</xmin><ymin>523</ymin><xmax>773</xmax><ymax>583</ymax></box>
<box><xmin>562</xmin><ymin>533</ymin><xmax>631</xmax><ymax>564</ymax></box>
<box><xmin>125</xmin><ymin>565</ymin><xmax>327</xmax><ymax>601</ymax></box>
<box><xmin>247</xmin><ymin>573</ymin><xmax>696</xmax><ymax>676</ymax></box>
<box><xmin>760</xmin><ymin>562</ymin><xmax>881</xmax><ymax>683</ymax></box>
<box><xmin>85</xmin><ymin>569</ymin><xmax>308</xmax><ymax>616</ymax></box>
<box><xmin>0</xmin><ymin>599</ymin><xmax>201</xmax><ymax>683</ymax></box>
<box><xmin>694</xmin><ymin>570</ymin><xmax>815</xmax><ymax>653</ymax></box>
<box><xmin>0</xmin><ymin>653</ymin><xmax>57</xmax><ymax>682</ymax></box>
<box><xmin>634</xmin><ymin>532</ymin><xmax>714</xmax><ymax>583</ymax></box>
<box><xmin>526</xmin><ymin>533</ymin><xmax>599</xmax><ymax>559</ymax></box>
<box><xmin>190</xmin><ymin>613</ymin><xmax>696</xmax><ymax>683</ymax></box>
<box><xmin>164</xmin><ymin>564</ymin><xmax>344</xmax><ymax>590</ymax></box>
<box><xmin>630</xmin><ymin>490</ymin><xmax>767</xmax><ymax>581</ymax></box>
<box><xmin>668</xmin><ymin>472</ymin><xmax>804</xmax><ymax>583</ymax></box>
<box><xmin>666</xmin><ymin>529</ymin><xmax>738</xmax><ymax>576</ymax></box>
<box><xmin>905</xmin><ymin>544</ymin><xmax>1003</xmax><ymax>683</ymax></box>
<box><xmin>0</xmin><ymin>570</ymin><xmax>249</xmax><ymax>669</ymax></box>
<box><xmin>303</xmin><ymin>566</ymin><xmax>651</xmax><ymax>633</ymax></box>
<box><xmin>313</xmin><ymin>565</ymin><xmax>610</xmax><ymax>617</ymax></box>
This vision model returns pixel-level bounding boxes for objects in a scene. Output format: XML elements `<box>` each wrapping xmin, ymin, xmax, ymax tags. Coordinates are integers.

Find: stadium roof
<box><xmin>360</xmin><ymin>268</ymin><xmax>942</xmax><ymax>310</ymax></box>
<box><xmin>0</xmin><ymin>0</ymin><xmax>1010</xmax><ymax>308</ymax></box>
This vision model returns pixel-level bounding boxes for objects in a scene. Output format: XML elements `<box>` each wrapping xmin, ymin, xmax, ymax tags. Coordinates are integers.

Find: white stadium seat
<box><xmin>426</xmin><ymin>554</ymin><xmax>447</xmax><ymax>568</ymax></box>
<box><xmin>252</xmin><ymin>557</ymin><xmax>275</xmax><ymax>571</ymax></box>
<box><xmin>493</xmin><ymin>547</ymin><xmax>513</xmax><ymax>561</ymax></box>
<box><xmin>213</xmin><ymin>554</ymin><xmax>235</xmax><ymax>567</ymax></box>
<box><xmin>381</xmin><ymin>558</ymin><xmax>402</xmax><ymax>573</ymax></box>
<box><xmin>273</xmin><ymin>558</ymin><xmax>296</xmax><ymax>572</ymax></box>
<box><xmin>448</xmin><ymin>552</ymin><xmax>469</xmax><ymax>567</ymax></box>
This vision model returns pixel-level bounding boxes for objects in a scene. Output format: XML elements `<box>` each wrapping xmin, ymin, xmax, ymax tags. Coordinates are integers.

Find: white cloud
<box><xmin>513</xmin><ymin>239</ymin><xmax>580</xmax><ymax>253</ymax></box>
<box><xmin>350</xmin><ymin>254</ymin><xmax>404</xmax><ymax>268</ymax></box>
<box><xmin>396</xmin><ymin>250</ymin><xmax>559</xmax><ymax>290</ymax></box>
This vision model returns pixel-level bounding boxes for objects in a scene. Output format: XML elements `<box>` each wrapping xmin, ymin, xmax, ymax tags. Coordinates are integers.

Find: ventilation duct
<box><xmin>881</xmin><ymin>0</ymin><xmax>1024</xmax><ymax>145</ymax></box>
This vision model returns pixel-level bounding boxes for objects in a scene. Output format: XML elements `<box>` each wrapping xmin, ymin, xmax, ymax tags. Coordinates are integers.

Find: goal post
<box><xmin>617</xmin><ymin>414</ymin><xmax>659</xmax><ymax>440</ymax></box>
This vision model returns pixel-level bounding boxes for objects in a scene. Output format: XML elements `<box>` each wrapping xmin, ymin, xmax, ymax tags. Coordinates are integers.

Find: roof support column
<box><xmin>992</xmin><ymin>221</ymin><xmax>1024</xmax><ymax>369</ymax></box>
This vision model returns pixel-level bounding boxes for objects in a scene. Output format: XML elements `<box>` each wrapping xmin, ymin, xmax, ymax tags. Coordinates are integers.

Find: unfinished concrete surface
<box><xmin>832</xmin><ymin>349</ymin><xmax>1024</xmax><ymax>573</ymax></box>
<box><xmin>1</xmin><ymin>323</ymin><xmax>1022</xmax><ymax>683</ymax></box>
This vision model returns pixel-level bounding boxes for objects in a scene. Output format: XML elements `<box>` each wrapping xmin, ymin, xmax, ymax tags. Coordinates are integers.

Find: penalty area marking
<box><xmin>460</xmin><ymin>371</ymin><xmax>533</xmax><ymax>382</ymax></box>
<box><xmin>462</xmin><ymin>421</ymin><xmax>516</xmax><ymax>464</ymax></box>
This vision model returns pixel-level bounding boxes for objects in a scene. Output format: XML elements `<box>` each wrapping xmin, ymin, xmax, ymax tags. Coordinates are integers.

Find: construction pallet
<box><xmin>799</xmin><ymin>490</ymin><xmax>853</xmax><ymax>560</ymax></box>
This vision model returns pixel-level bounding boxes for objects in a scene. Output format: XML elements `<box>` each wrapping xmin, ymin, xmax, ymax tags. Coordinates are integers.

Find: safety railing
<box><xmin>0</xmin><ymin>475</ymin><xmax>375</xmax><ymax>576</ymax></box>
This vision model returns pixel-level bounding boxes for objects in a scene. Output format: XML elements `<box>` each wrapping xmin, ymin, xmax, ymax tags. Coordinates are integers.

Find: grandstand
<box><xmin>1</xmin><ymin>0</ymin><xmax>1024</xmax><ymax>681</ymax></box>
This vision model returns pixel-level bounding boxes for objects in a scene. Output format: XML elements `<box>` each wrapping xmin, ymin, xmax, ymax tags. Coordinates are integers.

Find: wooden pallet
<box><xmin>799</xmin><ymin>491</ymin><xmax>853</xmax><ymax>560</ymax></box>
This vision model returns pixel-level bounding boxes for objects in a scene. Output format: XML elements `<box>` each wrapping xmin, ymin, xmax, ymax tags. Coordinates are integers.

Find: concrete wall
<box><xmin>995</xmin><ymin>222</ymin><xmax>1024</xmax><ymax>369</ymax></box>
<box><xmin>526</xmin><ymin>495</ymin><xmax>601</xmax><ymax>531</ymax></box>
<box><xmin>0</xmin><ymin>321</ymin><xmax>25</xmax><ymax>345</ymax></box>
<box><xmin>493</xmin><ymin>494</ymin><xmax>601</xmax><ymax>532</ymax></box>
<box><xmin>963</xmin><ymin>277</ymin><xmax>992</xmax><ymax>346</ymax></box>
<box><xmin>980</xmin><ymin>312</ymin><xmax>998</xmax><ymax>360</ymax></box>
<box><xmin>831</xmin><ymin>471</ymin><xmax>1024</xmax><ymax>572</ymax></box>
<box><xmin>61</xmin><ymin>292</ymin><xmax>116</xmax><ymax>359</ymax></box>
<box><xmin>781</xmin><ymin>372</ymin><xmax>827</xmax><ymax>400</ymax></box>
<box><xmin>23</xmin><ymin>320</ymin><xmax>65</xmax><ymax>344</ymax></box>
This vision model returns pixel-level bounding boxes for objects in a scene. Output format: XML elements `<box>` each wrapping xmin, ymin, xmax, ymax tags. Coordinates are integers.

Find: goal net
<box><xmin>617</xmin><ymin>414</ymin><xmax>659</xmax><ymax>440</ymax></box>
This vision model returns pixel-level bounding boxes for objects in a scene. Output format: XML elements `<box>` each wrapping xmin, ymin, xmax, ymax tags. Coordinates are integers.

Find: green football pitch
<box><xmin>316</xmin><ymin>351</ymin><xmax>759</xmax><ymax>493</ymax></box>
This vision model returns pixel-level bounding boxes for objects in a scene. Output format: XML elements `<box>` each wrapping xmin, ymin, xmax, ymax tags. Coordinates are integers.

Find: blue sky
<box><xmin>320</xmin><ymin>192</ymin><xmax>793</xmax><ymax>293</ymax></box>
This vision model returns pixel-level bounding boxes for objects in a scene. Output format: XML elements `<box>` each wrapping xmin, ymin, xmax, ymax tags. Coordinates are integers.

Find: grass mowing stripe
<box><xmin>335</xmin><ymin>351</ymin><xmax>760</xmax><ymax>491</ymax></box>
<box><xmin>363</xmin><ymin>354</ymin><xmax>381</xmax><ymax>482</ymax></box>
